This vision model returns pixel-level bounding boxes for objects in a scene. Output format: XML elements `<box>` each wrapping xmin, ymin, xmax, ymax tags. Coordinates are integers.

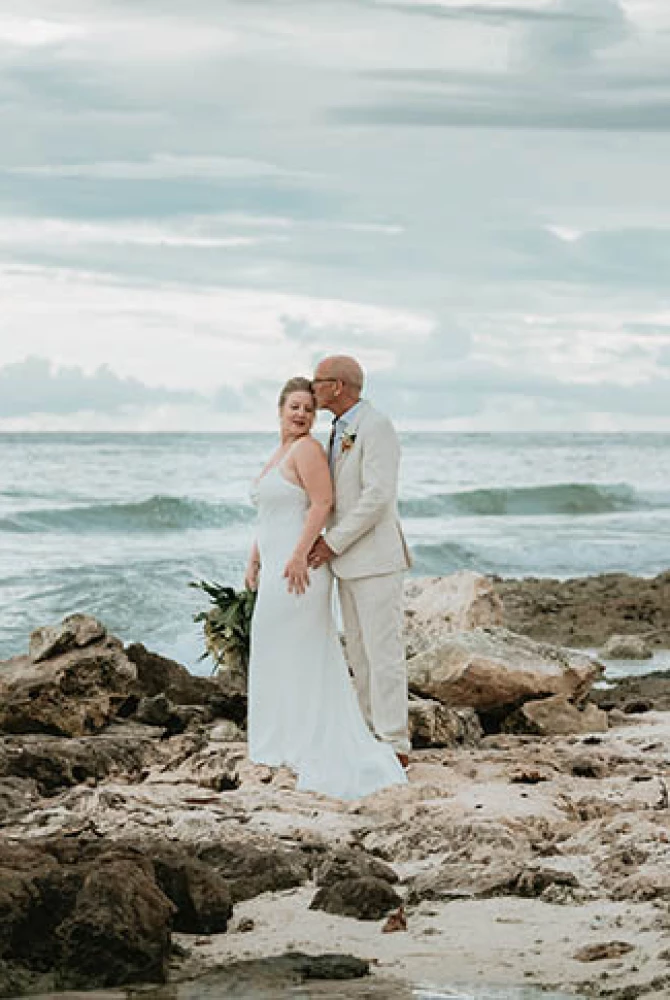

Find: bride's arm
<box><xmin>283</xmin><ymin>438</ymin><xmax>333</xmax><ymax>594</ymax></box>
<box><xmin>244</xmin><ymin>540</ymin><xmax>261</xmax><ymax>591</ymax></box>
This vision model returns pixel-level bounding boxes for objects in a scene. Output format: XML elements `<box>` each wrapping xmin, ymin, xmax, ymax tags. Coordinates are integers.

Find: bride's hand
<box><xmin>283</xmin><ymin>552</ymin><xmax>310</xmax><ymax>595</ymax></box>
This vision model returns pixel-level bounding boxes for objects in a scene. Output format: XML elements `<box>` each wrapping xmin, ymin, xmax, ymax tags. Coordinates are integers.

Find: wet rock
<box><xmin>408</xmin><ymin>697</ymin><xmax>482</xmax><ymax>748</ymax></box>
<box><xmin>0</xmin><ymin>775</ymin><xmax>39</xmax><ymax>818</ymax></box>
<box><xmin>151</xmin><ymin>851</ymin><xmax>233</xmax><ymax>934</ymax></box>
<box><xmin>310</xmin><ymin>876</ymin><xmax>402</xmax><ymax>920</ymax></box>
<box><xmin>404</xmin><ymin>572</ymin><xmax>504</xmax><ymax>656</ymax></box>
<box><xmin>590</xmin><ymin>671</ymin><xmax>670</xmax><ymax>713</ymax></box>
<box><xmin>408</xmin><ymin>628</ymin><xmax>603</xmax><ymax>715</ymax></box>
<box><xmin>0</xmin><ymin>622</ymin><xmax>249</xmax><ymax>742</ymax></box>
<box><xmin>494</xmin><ymin>570</ymin><xmax>670</xmax><ymax>648</ymax></box>
<box><xmin>197</xmin><ymin>839</ymin><xmax>310</xmax><ymax>903</ymax></box>
<box><xmin>0</xmin><ymin>632</ymin><xmax>136</xmax><ymax>738</ymax></box>
<box><xmin>126</xmin><ymin>644</ymin><xmax>248</xmax><ymax>727</ymax></box>
<box><xmin>1</xmin><ymin>729</ymin><xmax>159</xmax><ymax>795</ymax></box>
<box><xmin>125</xmin><ymin>643</ymin><xmax>226</xmax><ymax>707</ymax></box>
<box><xmin>514</xmin><ymin>864</ymin><xmax>580</xmax><ymax>898</ymax></box>
<box><xmin>600</xmin><ymin>634</ymin><xmax>653</xmax><ymax>660</ymax></box>
<box><xmin>503</xmin><ymin>695</ymin><xmax>609</xmax><ymax>736</ymax></box>
<box><xmin>574</xmin><ymin>941</ymin><xmax>635</xmax><ymax>962</ymax></box>
<box><xmin>29</xmin><ymin>614</ymin><xmax>107</xmax><ymax>664</ymax></box>
<box><xmin>314</xmin><ymin>847</ymin><xmax>398</xmax><ymax>887</ymax></box>
<box><xmin>408</xmin><ymin>858</ymin><xmax>522</xmax><ymax>904</ymax></box>
<box><xmin>192</xmin><ymin>951</ymin><xmax>369</xmax><ymax>991</ymax></box>
<box><xmin>135</xmin><ymin>694</ymin><xmax>174</xmax><ymax>728</ymax></box>
<box><xmin>0</xmin><ymin>842</ymin><xmax>58</xmax><ymax>962</ymax></box>
<box><xmin>282</xmin><ymin>952</ymin><xmax>370</xmax><ymax>980</ymax></box>
<box><xmin>0</xmin><ymin>960</ymin><xmax>55</xmax><ymax>998</ymax></box>
<box><xmin>56</xmin><ymin>856</ymin><xmax>175</xmax><ymax>987</ymax></box>
<box><xmin>0</xmin><ymin>838</ymin><xmax>234</xmax><ymax>991</ymax></box>
<box><xmin>568</xmin><ymin>755</ymin><xmax>608</xmax><ymax>779</ymax></box>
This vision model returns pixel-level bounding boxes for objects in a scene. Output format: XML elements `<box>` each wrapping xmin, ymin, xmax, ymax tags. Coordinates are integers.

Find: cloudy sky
<box><xmin>1</xmin><ymin>0</ymin><xmax>670</xmax><ymax>431</ymax></box>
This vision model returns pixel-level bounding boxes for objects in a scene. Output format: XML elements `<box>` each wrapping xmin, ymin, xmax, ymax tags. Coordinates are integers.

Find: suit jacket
<box><xmin>324</xmin><ymin>400</ymin><xmax>411</xmax><ymax>580</ymax></box>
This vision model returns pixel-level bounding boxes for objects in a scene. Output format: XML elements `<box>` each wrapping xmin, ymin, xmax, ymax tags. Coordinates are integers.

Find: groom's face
<box><xmin>312</xmin><ymin>363</ymin><xmax>339</xmax><ymax>412</ymax></box>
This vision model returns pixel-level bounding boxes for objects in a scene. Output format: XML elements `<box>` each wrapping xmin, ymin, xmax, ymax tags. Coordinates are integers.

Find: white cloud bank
<box><xmin>1</xmin><ymin>0</ymin><xmax>670</xmax><ymax>430</ymax></box>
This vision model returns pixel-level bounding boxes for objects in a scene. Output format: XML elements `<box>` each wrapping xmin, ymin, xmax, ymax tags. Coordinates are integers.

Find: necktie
<box><xmin>328</xmin><ymin>416</ymin><xmax>338</xmax><ymax>468</ymax></box>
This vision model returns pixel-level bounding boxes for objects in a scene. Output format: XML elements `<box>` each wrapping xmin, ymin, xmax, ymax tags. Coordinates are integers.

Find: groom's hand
<box><xmin>308</xmin><ymin>537</ymin><xmax>335</xmax><ymax>569</ymax></box>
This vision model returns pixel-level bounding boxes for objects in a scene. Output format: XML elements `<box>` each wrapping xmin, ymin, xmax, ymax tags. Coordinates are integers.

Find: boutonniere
<box><xmin>341</xmin><ymin>432</ymin><xmax>357</xmax><ymax>453</ymax></box>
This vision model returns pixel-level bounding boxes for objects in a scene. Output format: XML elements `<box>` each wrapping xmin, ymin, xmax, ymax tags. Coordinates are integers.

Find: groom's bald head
<box><xmin>317</xmin><ymin>355</ymin><xmax>364</xmax><ymax>390</ymax></box>
<box><xmin>312</xmin><ymin>355</ymin><xmax>365</xmax><ymax>415</ymax></box>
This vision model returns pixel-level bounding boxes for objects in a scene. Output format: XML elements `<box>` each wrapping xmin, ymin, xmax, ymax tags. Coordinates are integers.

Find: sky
<box><xmin>1</xmin><ymin>0</ymin><xmax>670</xmax><ymax>432</ymax></box>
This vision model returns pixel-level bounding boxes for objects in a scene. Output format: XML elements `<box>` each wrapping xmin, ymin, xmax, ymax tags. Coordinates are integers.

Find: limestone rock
<box><xmin>503</xmin><ymin>695</ymin><xmax>609</xmax><ymax>736</ymax></box>
<box><xmin>135</xmin><ymin>693</ymin><xmax>174</xmax><ymax>728</ymax></box>
<box><xmin>193</xmin><ymin>952</ymin><xmax>370</xmax><ymax>990</ymax></box>
<box><xmin>0</xmin><ymin>633</ymin><xmax>137</xmax><ymax>737</ymax></box>
<box><xmin>56</xmin><ymin>856</ymin><xmax>175</xmax><ymax>987</ymax></box>
<box><xmin>514</xmin><ymin>863</ymin><xmax>581</xmax><ymax>899</ymax></box>
<box><xmin>125</xmin><ymin>643</ymin><xmax>229</xmax><ymax>707</ymax></box>
<box><xmin>314</xmin><ymin>848</ymin><xmax>398</xmax><ymax>888</ymax></box>
<box><xmin>29</xmin><ymin>614</ymin><xmax>107</xmax><ymax>663</ymax></box>
<box><xmin>0</xmin><ymin>775</ymin><xmax>39</xmax><ymax>819</ymax></box>
<box><xmin>1</xmin><ymin>621</ymin><xmax>248</xmax><ymax>740</ymax></box>
<box><xmin>152</xmin><ymin>851</ymin><xmax>233</xmax><ymax>934</ymax></box>
<box><xmin>1</xmin><ymin>728</ymin><xmax>160</xmax><ymax>795</ymax></box>
<box><xmin>171</xmin><ymin>746</ymin><xmax>241</xmax><ymax>792</ymax></box>
<box><xmin>197</xmin><ymin>839</ymin><xmax>311</xmax><ymax>903</ymax></box>
<box><xmin>574</xmin><ymin>941</ymin><xmax>635</xmax><ymax>962</ymax></box>
<box><xmin>210</xmin><ymin>719</ymin><xmax>246</xmax><ymax>742</ymax></box>
<box><xmin>0</xmin><ymin>840</ymin><xmax>176</xmax><ymax>990</ymax></box>
<box><xmin>590</xmin><ymin>671</ymin><xmax>670</xmax><ymax>713</ymax></box>
<box><xmin>408</xmin><ymin>627</ymin><xmax>603</xmax><ymax>714</ymax></box>
<box><xmin>493</xmin><ymin>570</ymin><xmax>670</xmax><ymax>647</ymax></box>
<box><xmin>310</xmin><ymin>876</ymin><xmax>402</xmax><ymax>920</ymax></box>
<box><xmin>408</xmin><ymin>697</ymin><xmax>482</xmax><ymax>748</ymax></box>
<box><xmin>408</xmin><ymin>858</ymin><xmax>522</xmax><ymax>904</ymax></box>
<box><xmin>600</xmin><ymin>634</ymin><xmax>653</xmax><ymax>660</ymax></box>
<box><xmin>404</xmin><ymin>572</ymin><xmax>503</xmax><ymax>656</ymax></box>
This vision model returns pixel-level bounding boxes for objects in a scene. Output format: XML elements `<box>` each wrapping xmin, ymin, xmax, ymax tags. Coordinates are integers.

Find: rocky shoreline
<box><xmin>1</xmin><ymin>571</ymin><xmax>670</xmax><ymax>1000</ymax></box>
<box><xmin>494</xmin><ymin>570</ymin><xmax>670</xmax><ymax>649</ymax></box>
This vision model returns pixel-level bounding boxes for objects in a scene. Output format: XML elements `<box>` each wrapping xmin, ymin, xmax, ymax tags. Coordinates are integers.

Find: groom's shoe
<box><xmin>396</xmin><ymin>752</ymin><xmax>410</xmax><ymax>769</ymax></box>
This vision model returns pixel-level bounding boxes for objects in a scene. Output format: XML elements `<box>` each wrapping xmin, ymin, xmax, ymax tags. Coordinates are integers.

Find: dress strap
<box><xmin>279</xmin><ymin>437</ymin><xmax>305</xmax><ymax>468</ymax></box>
<box><xmin>278</xmin><ymin>437</ymin><xmax>307</xmax><ymax>486</ymax></box>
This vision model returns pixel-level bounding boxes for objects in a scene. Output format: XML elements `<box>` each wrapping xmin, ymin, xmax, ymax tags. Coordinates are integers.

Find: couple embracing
<box><xmin>245</xmin><ymin>355</ymin><xmax>411</xmax><ymax>800</ymax></box>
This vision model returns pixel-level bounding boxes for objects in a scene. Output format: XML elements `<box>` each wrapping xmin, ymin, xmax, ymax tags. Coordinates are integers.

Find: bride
<box><xmin>245</xmin><ymin>376</ymin><xmax>407</xmax><ymax>800</ymax></box>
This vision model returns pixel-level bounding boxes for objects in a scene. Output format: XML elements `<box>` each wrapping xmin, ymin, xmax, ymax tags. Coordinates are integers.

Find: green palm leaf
<box><xmin>190</xmin><ymin>579</ymin><xmax>257</xmax><ymax>676</ymax></box>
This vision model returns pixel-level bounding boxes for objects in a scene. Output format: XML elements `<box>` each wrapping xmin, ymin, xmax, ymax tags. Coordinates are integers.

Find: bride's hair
<box><xmin>278</xmin><ymin>376</ymin><xmax>315</xmax><ymax>409</ymax></box>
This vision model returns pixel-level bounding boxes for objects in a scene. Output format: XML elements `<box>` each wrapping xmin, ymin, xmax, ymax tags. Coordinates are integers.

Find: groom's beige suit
<box><xmin>324</xmin><ymin>400</ymin><xmax>411</xmax><ymax>754</ymax></box>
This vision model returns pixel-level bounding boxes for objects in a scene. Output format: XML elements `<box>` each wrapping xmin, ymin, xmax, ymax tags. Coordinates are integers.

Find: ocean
<box><xmin>1</xmin><ymin>431</ymin><xmax>669</xmax><ymax>668</ymax></box>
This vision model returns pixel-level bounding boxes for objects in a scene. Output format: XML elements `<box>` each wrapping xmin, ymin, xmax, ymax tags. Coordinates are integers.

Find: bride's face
<box><xmin>280</xmin><ymin>390</ymin><xmax>315</xmax><ymax>438</ymax></box>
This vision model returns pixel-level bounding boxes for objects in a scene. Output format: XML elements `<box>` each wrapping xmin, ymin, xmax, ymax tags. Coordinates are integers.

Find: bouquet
<box><xmin>191</xmin><ymin>579</ymin><xmax>257</xmax><ymax>677</ymax></box>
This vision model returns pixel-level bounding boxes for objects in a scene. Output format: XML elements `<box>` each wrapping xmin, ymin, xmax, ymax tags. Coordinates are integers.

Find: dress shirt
<box><xmin>329</xmin><ymin>400</ymin><xmax>363</xmax><ymax>476</ymax></box>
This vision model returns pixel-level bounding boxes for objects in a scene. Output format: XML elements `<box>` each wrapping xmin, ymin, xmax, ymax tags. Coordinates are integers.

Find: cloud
<box><xmin>0</xmin><ymin>356</ymin><xmax>198</xmax><ymax>417</ymax></box>
<box><xmin>0</xmin><ymin>216</ymin><xmax>290</xmax><ymax>250</ymax></box>
<box><xmin>0</xmin><ymin>0</ymin><xmax>669</xmax><ymax>430</ymax></box>
<box><xmin>8</xmin><ymin>154</ymin><xmax>312</xmax><ymax>181</ymax></box>
<box><xmin>0</xmin><ymin>16</ymin><xmax>88</xmax><ymax>48</ymax></box>
<box><xmin>329</xmin><ymin>92</ymin><xmax>670</xmax><ymax>132</ymax></box>
<box><xmin>375</xmin><ymin>1</ymin><xmax>610</xmax><ymax>26</ymax></box>
<box><xmin>0</xmin><ymin>260</ymin><xmax>433</xmax><ymax>394</ymax></box>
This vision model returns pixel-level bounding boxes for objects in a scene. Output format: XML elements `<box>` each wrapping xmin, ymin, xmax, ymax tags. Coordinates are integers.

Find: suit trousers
<box><xmin>337</xmin><ymin>571</ymin><xmax>410</xmax><ymax>754</ymax></box>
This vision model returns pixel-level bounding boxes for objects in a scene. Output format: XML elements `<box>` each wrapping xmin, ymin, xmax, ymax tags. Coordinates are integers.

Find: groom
<box><xmin>308</xmin><ymin>355</ymin><xmax>411</xmax><ymax>766</ymax></box>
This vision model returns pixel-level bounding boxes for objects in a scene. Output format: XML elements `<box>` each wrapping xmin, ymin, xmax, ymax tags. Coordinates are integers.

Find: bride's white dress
<box><xmin>247</xmin><ymin>461</ymin><xmax>407</xmax><ymax>800</ymax></box>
